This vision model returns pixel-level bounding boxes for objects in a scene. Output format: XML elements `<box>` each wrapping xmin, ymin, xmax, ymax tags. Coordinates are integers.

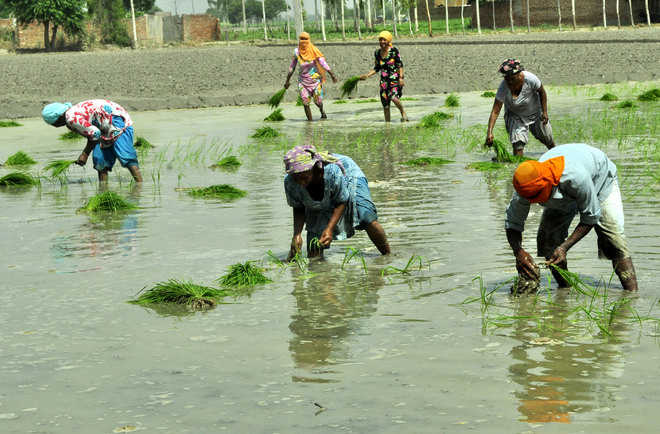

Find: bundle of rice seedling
<box><xmin>615</xmin><ymin>100</ymin><xmax>635</xmax><ymax>109</ymax></box>
<box><xmin>217</xmin><ymin>261</ymin><xmax>271</xmax><ymax>288</ymax></box>
<box><xmin>466</xmin><ymin>161</ymin><xmax>507</xmax><ymax>171</ymax></box>
<box><xmin>80</xmin><ymin>191</ymin><xmax>136</xmax><ymax>212</ymax></box>
<box><xmin>187</xmin><ymin>184</ymin><xmax>247</xmax><ymax>201</ymax></box>
<box><xmin>134</xmin><ymin>136</ymin><xmax>154</xmax><ymax>148</ymax></box>
<box><xmin>210</xmin><ymin>156</ymin><xmax>241</xmax><ymax>170</ymax></box>
<box><xmin>334</xmin><ymin>99</ymin><xmax>348</xmax><ymax>104</ymax></box>
<box><xmin>296</xmin><ymin>95</ymin><xmax>303</xmax><ymax>106</ymax></box>
<box><xmin>491</xmin><ymin>139</ymin><xmax>515</xmax><ymax>163</ymax></box>
<box><xmin>44</xmin><ymin>160</ymin><xmax>76</xmax><ymax>177</ymax></box>
<box><xmin>4</xmin><ymin>151</ymin><xmax>36</xmax><ymax>166</ymax></box>
<box><xmin>637</xmin><ymin>88</ymin><xmax>660</xmax><ymax>102</ymax></box>
<box><xmin>0</xmin><ymin>120</ymin><xmax>22</xmax><ymax>127</ymax></box>
<box><xmin>130</xmin><ymin>279</ymin><xmax>229</xmax><ymax>310</ymax></box>
<box><xmin>401</xmin><ymin>97</ymin><xmax>419</xmax><ymax>101</ymax></box>
<box><xmin>445</xmin><ymin>94</ymin><xmax>460</xmax><ymax>107</ymax></box>
<box><xmin>354</xmin><ymin>98</ymin><xmax>379</xmax><ymax>104</ymax></box>
<box><xmin>264</xmin><ymin>108</ymin><xmax>285</xmax><ymax>122</ymax></box>
<box><xmin>269</xmin><ymin>88</ymin><xmax>286</xmax><ymax>108</ymax></box>
<box><xmin>251</xmin><ymin>126</ymin><xmax>280</xmax><ymax>138</ymax></box>
<box><xmin>481</xmin><ymin>91</ymin><xmax>496</xmax><ymax>98</ymax></box>
<box><xmin>0</xmin><ymin>172</ymin><xmax>39</xmax><ymax>186</ymax></box>
<box><xmin>59</xmin><ymin>131</ymin><xmax>82</xmax><ymax>140</ymax></box>
<box><xmin>403</xmin><ymin>157</ymin><xmax>453</xmax><ymax>166</ymax></box>
<box><xmin>340</xmin><ymin>76</ymin><xmax>361</xmax><ymax>98</ymax></box>
<box><xmin>418</xmin><ymin>111</ymin><xmax>453</xmax><ymax>128</ymax></box>
<box><xmin>599</xmin><ymin>92</ymin><xmax>618</xmax><ymax>101</ymax></box>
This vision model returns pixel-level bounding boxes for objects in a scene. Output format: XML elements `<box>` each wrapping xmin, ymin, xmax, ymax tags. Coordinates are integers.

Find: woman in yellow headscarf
<box><xmin>284</xmin><ymin>32</ymin><xmax>338</xmax><ymax>121</ymax></box>
<box><xmin>359</xmin><ymin>31</ymin><xmax>408</xmax><ymax>122</ymax></box>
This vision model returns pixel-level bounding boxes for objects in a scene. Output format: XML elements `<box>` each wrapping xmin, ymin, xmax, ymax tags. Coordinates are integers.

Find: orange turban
<box><xmin>298</xmin><ymin>32</ymin><xmax>324</xmax><ymax>62</ymax></box>
<box><xmin>513</xmin><ymin>156</ymin><xmax>565</xmax><ymax>203</ymax></box>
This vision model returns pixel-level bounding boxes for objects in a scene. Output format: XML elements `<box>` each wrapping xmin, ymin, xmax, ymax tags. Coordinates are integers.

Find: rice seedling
<box><xmin>80</xmin><ymin>191</ymin><xmax>136</xmax><ymax>212</ymax></box>
<box><xmin>341</xmin><ymin>246</ymin><xmax>367</xmax><ymax>274</ymax></box>
<box><xmin>44</xmin><ymin>160</ymin><xmax>76</xmax><ymax>178</ymax></box>
<box><xmin>217</xmin><ymin>261</ymin><xmax>271</xmax><ymax>288</ymax></box>
<box><xmin>340</xmin><ymin>76</ymin><xmax>361</xmax><ymax>98</ymax></box>
<box><xmin>130</xmin><ymin>279</ymin><xmax>229</xmax><ymax>310</ymax></box>
<box><xmin>615</xmin><ymin>100</ymin><xmax>636</xmax><ymax>109</ymax></box>
<box><xmin>264</xmin><ymin>108</ymin><xmax>285</xmax><ymax>122</ymax></box>
<box><xmin>466</xmin><ymin>161</ymin><xmax>507</xmax><ymax>171</ymax></box>
<box><xmin>402</xmin><ymin>157</ymin><xmax>453</xmax><ymax>166</ymax></box>
<box><xmin>401</xmin><ymin>97</ymin><xmax>419</xmax><ymax>101</ymax></box>
<box><xmin>4</xmin><ymin>151</ymin><xmax>36</xmax><ymax>166</ymax></box>
<box><xmin>269</xmin><ymin>88</ymin><xmax>287</xmax><ymax>108</ymax></box>
<box><xmin>637</xmin><ymin>88</ymin><xmax>660</xmax><ymax>102</ymax></box>
<box><xmin>445</xmin><ymin>94</ymin><xmax>460</xmax><ymax>107</ymax></box>
<box><xmin>417</xmin><ymin>111</ymin><xmax>453</xmax><ymax>128</ymax></box>
<box><xmin>251</xmin><ymin>126</ymin><xmax>281</xmax><ymax>139</ymax></box>
<box><xmin>296</xmin><ymin>95</ymin><xmax>303</xmax><ymax>106</ymax></box>
<box><xmin>333</xmin><ymin>99</ymin><xmax>348</xmax><ymax>104</ymax></box>
<box><xmin>0</xmin><ymin>120</ymin><xmax>22</xmax><ymax>127</ymax></box>
<box><xmin>354</xmin><ymin>98</ymin><xmax>379</xmax><ymax>104</ymax></box>
<box><xmin>490</xmin><ymin>139</ymin><xmax>518</xmax><ymax>163</ymax></box>
<box><xmin>187</xmin><ymin>184</ymin><xmax>247</xmax><ymax>201</ymax></box>
<box><xmin>381</xmin><ymin>254</ymin><xmax>425</xmax><ymax>276</ymax></box>
<box><xmin>59</xmin><ymin>130</ymin><xmax>82</xmax><ymax>140</ymax></box>
<box><xmin>599</xmin><ymin>92</ymin><xmax>618</xmax><ymax>101</ymax></box>
<box><xmin>210</xmin><ymin>155</ymin><xmax>241</xmax><ymax>170</ymax></box>
<box><xmin>481</xmin><ymin>91</ymin><xmax>496</xmax><ymax>98</ymax></box>
<box><xmin>0</xmin><ymin>171</ymin><xmax>39</xmax><ymax>186</ymax></box>
<box><xmin>134</xmin><ymin>136</ymin><xmax>154</xmax><ymax>149</ymax></box>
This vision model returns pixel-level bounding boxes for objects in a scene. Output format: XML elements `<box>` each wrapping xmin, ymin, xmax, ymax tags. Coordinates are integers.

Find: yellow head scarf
<box><xmin>298</xmin><ymin>32</ymin><xmax>324</xmax><ymax>62</ymax></box>
<box><xmin>378</xmin><ymin>30</ymin><xmax>393</xmax><ymax>46</ymax></box>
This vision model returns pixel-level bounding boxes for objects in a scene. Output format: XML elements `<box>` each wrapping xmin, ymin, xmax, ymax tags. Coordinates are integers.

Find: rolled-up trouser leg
<box><xmin>529</xmin><ymin>117</ymin><xmax>555</xmax><ymax>149</ymax></box>
<box><xmin>537</xmin><ymin>205</ymin><xmax>577</xmax><ymax>287</ymax></box>
<box><xmin>505</xmin><ymin>111</ymin><xmax>529</xmax><ymax>152</ymax></box>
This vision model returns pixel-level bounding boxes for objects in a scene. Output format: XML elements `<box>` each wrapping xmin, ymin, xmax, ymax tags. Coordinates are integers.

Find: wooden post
<box><xmin>129</xmin><ymin>0</ymin><xmax>138</xmax><ymax>48</ymax></box>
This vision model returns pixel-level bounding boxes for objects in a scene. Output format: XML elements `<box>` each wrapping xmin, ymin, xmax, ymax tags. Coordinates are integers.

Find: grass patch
<box><xmin>4</xmin><ymin>151</ymin><xmax>36</xmax><ymax>166</ymax></box>
<box><xmin>340</xmin><ymin>76</ymin><xmax>361</xmax><ymax>98</ymax></box>
<box><xmin>445</xmin><ymin>94</ymin><xmax>460</xmax><ymax>107</ymax></box>
<box><xmin>334</xmin><ymin>99</ymin><xmax>348</xmax><ymax>104</ymax></box>
<box><xmin>418</xmin><ymin>111</ymin><xmax>453</xmax><ymax>128</ymax></box>
<box><xmin>130</xmin><ymin>279</ymin><xmax>228</xmax><ymax>310</ymax></box>
<box><xmin>251</xmin><ymin>126</ymin><xmax>280</xmax><ymax>138</ymax></box>
<box><xmin>481</xmin><ymin>91</ymin><xmax>496</xmax><ymax>98</ymax></box>
<box><xmin>403</xmin><ymin>157</ymin><xmax>453</xmax><ymax>166</ymax></box>
<box><xmin>44</xmin><ymin>160</ymin><xmax>76</xmax><ymax>178</ymax></box>
<box><xmin>134</xmin><ymin>136</ymin><xmax>154</xmax><ymax>149</ymax></box>
<box><xmin>354</xmin><ymin>98</ymin><xmax>379</xmax><ymax>104</ymax></box>
<box><xmin>615</xmin><ymin>99</ymin><xmax>636</xmax><ymax>109</ymax></box>
<box><xmin>466</xmin><ymin>161</ymin><xmax>508</xmax><ymax>171</ymax></box>
<box><xmin>269</xmin><ymin>88</ymin><xmax>286</xmax><ymax>108</ymax></box>
<box><xmin>0</xmin><ymin>171</ymin><xmax>39</xmax><ymax>186</ymax></box>
<box><xmin>599</xmin><ymin>92</ymin><xmax>618</xmax><ymax>101</ymax></box>
<box><xmin>217</xmin><ymin>261</ymin><xmax>271</xmax><ymax>289</ymax></box>
<box><xmin>401</xmin><ymin>97</ymin><xmax>419</xmax><ymax>101</ymax></box>
<box><xmin>59</xmin><ymin>130</ymin><xmax>82</xmax><ymax>140</ymax></box>
<box><xmin>264</xmin><ymin>108</ymin><xmax>285</xmax><ymax>121</ymax></box>
<box><xmin>210</xmin><ymin>155</ymin><xmax>241</xmax><ymax>170</ymax></box>
<box><xmin>637</xmin><ymin>88</ymin><xmax>660</xmax><ymax>102</ymax></box>
<box><xmin>80</xmin><ymin>191</ymin><xmax>136</xmax><ymax>212</ymax></box>
<box><xmin>0</xmin><ymin>120</ymin><xmax>22</xmax><ymax>127</ymax></box>
<box><xmin>187</xmin><ymin>184</ymin><xmax>247</xmax><ymax>201</ymax></box>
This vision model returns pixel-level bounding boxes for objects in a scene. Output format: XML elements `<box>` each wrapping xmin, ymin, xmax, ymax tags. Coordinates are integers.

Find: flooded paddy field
<box><xmin>1</xmin><ymin>81</ymin><xmax>659</xmax><ymax>433</ymax></box>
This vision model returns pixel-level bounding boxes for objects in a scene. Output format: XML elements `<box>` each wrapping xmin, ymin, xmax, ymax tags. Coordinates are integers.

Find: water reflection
<box><xmin>288</xmin><ymin>263</ymin><xmax>384</xmax><ymax>382</ymax></box>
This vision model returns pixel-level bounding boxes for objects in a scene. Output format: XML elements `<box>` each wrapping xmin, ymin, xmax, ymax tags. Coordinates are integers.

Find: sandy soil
<box><xmin>0</xmin><ymin>27</ymin><xmax>658</xmax><ymax>119</ymax></box>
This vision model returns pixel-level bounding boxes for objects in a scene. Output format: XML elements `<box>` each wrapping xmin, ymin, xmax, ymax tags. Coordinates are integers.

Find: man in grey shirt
<box><xmin>505</xmin><ymin>143</ymin><xmax>638</xmax><ymax>292</ymax></box>
<box><xmin>485</xmin><ymin>59</ymin><xmax>555</xmax><ymax>157</ymax></box>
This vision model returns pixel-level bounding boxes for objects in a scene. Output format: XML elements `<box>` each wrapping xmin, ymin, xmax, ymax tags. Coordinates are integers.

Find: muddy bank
<box><xmin>0</xmin><ymin>27</ymin><xmax>658</xmax><ymax>119</ymax></box>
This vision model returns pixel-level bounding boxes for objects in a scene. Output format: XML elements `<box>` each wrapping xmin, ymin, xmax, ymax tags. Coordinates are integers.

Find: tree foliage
<box><xmin>122</xmin><ymin>0</ymin><xmax>157</xmax><ymax>13</ymax></box>
<box><xmin>222</xmin><ymin>0</ymin><xmax>287</xmax><ymax>24</ymax></box>
<box><xmin>6</xmin><ymin>0</ymin><xmax>86</xmax><ymax>50</ymax></box>
<box><xmin>88</xmin><ymin>0</ymin><xmax>131</xmax><ymax>47</ymax></box>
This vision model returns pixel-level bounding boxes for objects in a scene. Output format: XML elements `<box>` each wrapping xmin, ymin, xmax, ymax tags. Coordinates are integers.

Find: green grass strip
<box><xmin>466</xmin><ymin>161</ymin><xmax>508</xmax><ymax>171</ymax></box>
<box><xmin>403</xmin><ymin>157</ymin><xmax>453</xmax><ymax>166</ymax></box>
<box><xmin>59</xmin><ymin>130</ymin><xmax>82</xmax><ymax>140</ymax></box>
<box><xmin>130</xmin><ymin>279</ymin><xmax>228</xmax><ymax>310</ymax></box>
<box><xmin>80</xmin><ymin>191</ymin><xmax>136</xmax><ymax>212</ymax></box>
<box><xmin>217</xmin><ymin>261</ymin><xmax>271</xmax><ymax>288</ymax></box>
<box><xmin>269</xmin><ymin>88</ymin><xmax>286</xmax><ymax>108</ymax></box>
<box><xmin>341</xmin><ymin>76</ymin><xmax>361</xmax><ymax>98</ymax></box>
<box><xmin>4</xmin><ymin>151</ymin><xmax>36</xmax><ymax>166</ymax></box>
<box><xmin>187</xmin><ymin>184</ymin><xmax>247</xmax><ymax>201</ymax></box>
<box><xmin>264</xmin><ymin>108</ymin><xmax>285</xmax><ymax>121</ymax></box>
<box><xmin>334</xmin><ymin>99</ymin><xmax>348</xmax><ymax>104</ymax></box>
<box><xmin>0</xmin><ymin>120</ymin><xmax>22</xmax><ymax>127</ymax></box>
<box><xmin>0</xmin><ymin>171</ymin><xmax>39</xmax><ymax>186</ymax></box>
<box><xmin>251</xmin><ymin>126</ymin><xmax>280</xmax><ymax>138</ymax></box>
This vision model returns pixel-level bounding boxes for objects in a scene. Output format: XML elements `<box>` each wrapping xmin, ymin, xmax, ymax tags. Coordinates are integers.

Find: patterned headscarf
<box><xmin>378</xmin><ymin>30</ymin><xmax>393</xmax><ymax>47</ymax></box>
<box><xmin>499</xmin><ymin>58</ymin><xmax>524</xmax><ymax>76</ymax></box>
<box><xmin>513</xmin><ymin>156</ymin><xmax>565</xmax><ymax>203</ymax></box>
<box><xmin>283</xmin><ymin>145</ymin><xmax>345</xmax><ymax>175</ymax></box>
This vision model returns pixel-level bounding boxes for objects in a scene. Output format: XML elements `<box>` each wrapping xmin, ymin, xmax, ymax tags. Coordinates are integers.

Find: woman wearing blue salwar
<box><xmin>283</xmin><ymin>145</ymin><xmax>391</xmax><ymax>259</ymax></box>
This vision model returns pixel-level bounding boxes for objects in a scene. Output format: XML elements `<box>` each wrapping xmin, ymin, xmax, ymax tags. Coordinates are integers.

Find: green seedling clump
<box><xmin>418</xmin><ymin>111</ymin><xmax>453</xmax><ymax>128</ymax></box>
<box><xmin>615</xmin><ymin>99</ymin><xmax>636</xmax><ymax>109</ymax></box>
<box><xmin>217</xmin><ymin>261</ymin><xmax>271</xmax><ymax>288</ymax></box>
<box><xmin>269</xmin><ymin>88</ymin><xmax>286</xmax><ymax>108</ymax></box>
<box><xmin>130</xmin><ymin>279</ymin><xmax>228</xmax><ymax>310</ymax></box>
<box><xmin>0</xmin><ymin>171</ymin><xmax>39</xmax><ymax>186</ymax></box>
<box><xmin>340</xmin><ymin>76</ymin><xmax>361</xmax><ymax>98</ymax></box>
<box><xmin>599</xmin><ymin>92</ymin><xmax>618</xmax><ymax>101</ymax></box>
<box><xmin>334</xmin><ymin>99</ymin><xmax>348</xmax><ymax>104</ymax></box>
<box><xmin>403</xmin><ymin>157</ymin><xmax>453</xmax><ymax>166</ymax></box>
<box><xmin>354</xmin><ymin>98</ymin><xmax>379</xmax><ymax>104</ymax></box>
<box><xmin>401</xmin><ymin>97</ymin><xmax>419</xmax><ymax>101</ymax></box>
<box><xmin>59</xmin><ymin>130</ymin><xmax>82</xmax><ymax>140</ymax></box>
<box><xmin>637</xmin><ymin>88</ymin><xmax>660</xmax><ymax>102</ymax></box>
<box><xmin>187</xmin><ymin>184</ymin><xmax>247</xmax><ymax>201</ymax></box>
<box><xmin>44</xmin><ymin>160</ymin><xmax>76</xmax><ymax>177</ymax></box>
<box><xmin>251</xmin><ymin>126</ymin><xmax>280</xmax><ymax>138</ymax></box>
<box><xmin>445</xmin><ymin>94</ymin><xmax>460</xmax><ymax>107</ymax></box>
<box><xmin>466</xmin><ymin>161</ymin><xmax>507</xmax><ymax>171</ymax></box>
<box><xmin>264</xmin><ymin>108</ymin><xmax>285</xmax><ymax>121</ymax></box>
<box><xmin>491</xmin><ymin>139</ymin><xmax>517</xmax><ymax>163</ymax></box>
<box><xmin>0</xmin><ymin>120</ymin><xmax>22</xmax><ymax>127</ymax></box>
<box><xmin>134</xmin><ymin>136</ymin><xmax>154</xmax><ymax>149</ymax></box>
<box><xmin>481</xmin><ymin>91</ymin><xmax>496</xmax><ymax>98</ymax></box>
<box><xmin>4</xmin><ymin>151</ymin><xmax>36</xmax><ymax>166</ymax></box>
<box><xmin>81</xmin><ymin>191</ymin><xmax>136</xmax><ymax>212</ymax></box>
<box><xmin>296</xmin><ymin>95</ymin><xmax>303</xmax><ymax>106</ymax></box>
<box><xmin>210</xmin><ymin>156</ymin><xmax>241</xmax><ymax>170</ymax></box>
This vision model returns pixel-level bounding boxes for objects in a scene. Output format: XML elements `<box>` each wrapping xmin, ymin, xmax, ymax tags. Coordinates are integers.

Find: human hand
<box><xmin>541</xmin><ymin>112</ymin><xmax>549</xmax><ymax>125</ymax></box>
<box><xmin>331</xmin><ymin>75</ymin><xmax>338</xmax><ymax>84</ymax></box>
<box><xmin>485</xmin><ymin>133</ymin><xmax>494</xmax><ymax>147</ymax></box>
<box><xmin>515</xmin><ymin>249</ymin><xmax>540</xmax><ymax>280</ymax></box>
<box><xmin>287</xmin><ymin>234</ymin><xmax>303</xmax><ymax>261</ymax></box>
<box><xmin>359</xmin><ymin>74</ymin><xmax>368</xmax><ymax>80</ymax></box>
<box><xmin>75</xmin><ymin>152</ymin><xmax>88</xmax><ymax>166</ymax></box>
<box><xmin>319</xmin><ymin>229</ymin><xmax>333</xmax><ymax>247</ymax></box>
<box><xmin>545</xmin><ymin>246</ymin><xmax>566</xmax><ymax>266</ymax></box>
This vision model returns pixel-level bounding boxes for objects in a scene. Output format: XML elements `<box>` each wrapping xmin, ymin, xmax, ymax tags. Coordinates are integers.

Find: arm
<box><xmin>318</xmin><ymin>57</ymin><xmax>337</xmax><ymax>83</ymax></box>
<box><xmin>319</xmin><ymin>202</ymin><xmax>347</xmax><ymax>247</ymax></box>
<box><xmin>398</xmin><ymin>67</ymin><xmax>405</xmax><ymax>87</ymax></box>
<box><xmin>288</xmin><ymin>207</ymin><xmax>306</xmax><ymax>261</ymax></box>
<box><xmin>284</xmin><ymin>56</ymin><xmax>297</xmax><ymax>89</ymax></box>
<box><xmin>506</xmin><ymin>228</ymin><xmax>540</xmax><ymax>280</ymax></box>
<box><xmin>361</xmin><ymin>69</ymin><xmax>377</xmax><ymax>80</ymax></box>
<box><xmin>546</xmin><ymin>223</ymin><xmax>594</xmax><ymax>265</ymax></box>
<box><xmin>538</xmin><ymin>85</ymin><xmax>549</xmax><ymax>124</ymax></box>
<box><xmin>486</xmin><ymin>99</ymin><xmax>503</xmax><ymax>146</ymax></box>
<box><xmin>75</xmin><ymin>139</ymin><xmax>98</xmax><ymax>166</ymax></box>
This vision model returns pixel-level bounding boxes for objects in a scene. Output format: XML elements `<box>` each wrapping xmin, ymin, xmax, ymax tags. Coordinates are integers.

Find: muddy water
<box><xmin>1</xmin><ymin>83</ymin><xmax>659</xmax><ymax>433</ymax></box>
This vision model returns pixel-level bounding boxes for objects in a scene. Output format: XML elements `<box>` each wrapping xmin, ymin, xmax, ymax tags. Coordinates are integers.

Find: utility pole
<box><xmin>129</xmin><ymin>0</ymin><xmax>138</xmax><ymax>48</ymax></box>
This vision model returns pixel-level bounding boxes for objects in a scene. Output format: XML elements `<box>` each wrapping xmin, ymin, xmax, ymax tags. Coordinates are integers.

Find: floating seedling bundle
<box><xmin>251</xmin><ymin>126</ymin><xmax>280</xmax><ymax>139</ymax></box>
<box><xmin>59</xmin><ymin>131</ymin><xmax>82</xmax><ymax>140</ymax></box>
<box><xmin>418</xmin><ymin>111</ymin><xmax>453</xmax><ymax>129</ymax></box>
<box><xmin>130</xmin><ymin>279</ymin><xmax>229</xmax><ymax>311</ymax></box>
<box><xmin>80</xmin><ymin>191</ymin><xmax>136</xmax><ymax>212</ymax></box>
<box><xmin>637</xmin><ymin>88</ymin><xmax>660</xmax><ymax>102</ymax></box>
<box><xmin>333</xmin><ymin>99</ymin><xmax>348</xmax><ymax>104</ymax></box>
<box><xmin>615</xmin><ymin>100</ymin><xmax>636</xmax><ymax>109</ymax></box>
<box><xmin>0</xmin><ymin>171</ymin><xmax>39</xmax><ymax>186</ymax></box>
<box><xmin>4</xmin><ymin>151</ymin><xmax>36</xmax><ymax>166</ymax></box>
<box><xmin>44</xmin><ymin>160</ymin><xmax>76</xmax><ymax>178</ymax></box>
<box><xmin>210</xmin><ymin>156</ymin><xmax>241</xmax><ymax>170</ymax></box>
<box><xmin>403</xmin><ymin>157</ymin><xmax>453</xmax><ymax>166</ymax></box>
<box><xmin>0</xmin><ymin>120</ymin><xmax>22</xmax><ymax>128</ymax></box>
<box><xmin>134</xmin><ymin>136</ymin><xmax>154</xmax><ymax>149</ymax></box>
<box><xmin>264</xmin><ymin>108</ymin><xmax>285</xmax><ymax>122</ymax></box>
<box><xmin>340</xmin><ymin>76</ymin><xmax>361</xmax><ymax>98</ymax></box>
<box><xmin>445</xmin><ymin>94</ymin><xmax>460</xmax><ymax>107</ymax></box>
<box><xmin>217</xmin><ymin>261</ymin><xmax>271</xmax><ymax>289</ymax></box>
<box><xmin>269</xmin><ymin>88</ymin><xmax>287</xmax><ymax>108</ymax></box>
<box><xmin>599</xmin><ymin>92</ymin><xmax>618</xmax><ymax>101</ymax></box>
<box><xmin>187</xmin><ymin>184</ymin><xmax>247</xmax><ymax>201</ymax></box>
<box><xmin>481</xmin><ymin>91</ymin><xmax>496</xmax><ymax>98</ymax></box>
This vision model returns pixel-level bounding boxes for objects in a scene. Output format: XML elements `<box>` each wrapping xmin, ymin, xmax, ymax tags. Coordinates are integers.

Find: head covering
<box><xmin>513</xmin><ymin>156</ymin><xmax>565</xmax><ymax>203</ymax></box>
<box><xmin>298</xmin><ymin>32</ymin><xmax>324</xmax><ymax>62</ymax></box>
<box><xmin>499</xmin><ymin>58</ymin><xmax>524</xmax><ymax>76</ymax></box>
<box><xmin>378</xmin><ymin>30</ymin><xmax>393</xmax><ymax>46</ymax></box>
<box><xmin>41</xmin><ymin>102</ymin><xmax>72</xmax><ymax>125</ymax></box>
<box><xmin>284</xmin><ymin>144</ymin><xmax>345</xmax><ymax>175</ymax></box>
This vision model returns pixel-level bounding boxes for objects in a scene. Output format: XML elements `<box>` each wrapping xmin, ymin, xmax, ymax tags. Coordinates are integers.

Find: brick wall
<box><xmin>417</xmin><ymin>4</ymin><xmax>473</xmax><ymax>21</ymax></box>
<box><xmin>182</xmin><ymin>14</ymin><xmax>220</xmax><ymax>42</ymax></box>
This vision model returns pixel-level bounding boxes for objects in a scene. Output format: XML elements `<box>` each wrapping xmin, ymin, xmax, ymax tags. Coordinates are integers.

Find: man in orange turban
<box><xmin>505</xmin><ymin>143</ymin><xmax>638</xmax><ymax>292</ymax></box>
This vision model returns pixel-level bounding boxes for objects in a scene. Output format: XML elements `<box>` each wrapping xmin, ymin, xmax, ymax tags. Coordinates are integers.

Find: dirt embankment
<box><xmin>0</xmin><ymin>28</ymin><xmax>658</xmax><ymax>119</ymax></box>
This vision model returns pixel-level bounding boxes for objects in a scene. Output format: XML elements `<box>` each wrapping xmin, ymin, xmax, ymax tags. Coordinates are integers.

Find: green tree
<box><xmin>226</xmin><ymin>0</ymin><xmax>286</xmax><ymax>23</ymax></box>
<box><xmin>122</xmin><ymin>0</ymin><xmax>157</xmax><ymax>13</ymax></box>
<box><xmin>6</xmin><ymin>0</ymin><xmax>86</xmax><ymax>50</ymax></box>
<box><xmin>88</xmin><ymin>0</ymin><xmax>131</xmax><ymax>47</ymax></box>
<box><xmin>0</xmin><ymin>1</ymin><xmax>12</xmax><ymax>18</ymax></box>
